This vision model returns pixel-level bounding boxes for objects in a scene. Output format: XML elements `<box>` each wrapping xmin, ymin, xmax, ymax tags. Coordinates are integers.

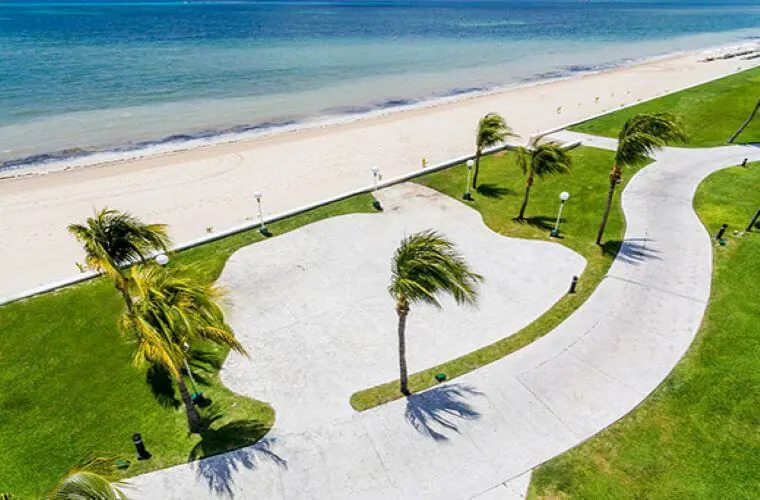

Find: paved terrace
<box><xmin>129</xmin><ymin>139</ymin><xmax>760</xmax><ymax>499</ymax></box>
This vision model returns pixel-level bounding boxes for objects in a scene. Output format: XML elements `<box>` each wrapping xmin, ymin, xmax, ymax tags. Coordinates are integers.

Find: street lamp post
<box><xmin>182</xmin><ymin>342</ymin><xmax>201</xmax><ymax>403</ymax></box>
<box><xmin>254</xmin><ymin>191</ymin><xmax>267</xmax><ymax>235</ymax></box>
<box><xmin>372</xmin><ymin>167</ymin><xmax>382</xmax><ymax>210</ymax></box>
<box><xmin>463</xmin><ymin>159</ymin><xmax>474</xmax><ymax>200</ymax></box>
<box><xmin>551</xmin><ymin>191</ymin><xmax>570</xmax><ymax>237</ymax></box>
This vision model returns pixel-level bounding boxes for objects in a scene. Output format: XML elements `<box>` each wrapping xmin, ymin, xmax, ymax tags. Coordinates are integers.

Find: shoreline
<box><xmin>3</xmin><ymin>39</ymin><xmax>759</xmax><ymax>181</ymax></box>
<box><xmin>1</xmin><ymin>41</ymin><xmax>760</xmax><ymax>299</ymax></box>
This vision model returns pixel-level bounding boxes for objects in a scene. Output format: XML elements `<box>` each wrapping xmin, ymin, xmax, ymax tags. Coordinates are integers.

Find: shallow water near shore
<box><xmin>1</xmin><ymin>0</ymin><xmax>759</xmax><ymax>168</ymax></box>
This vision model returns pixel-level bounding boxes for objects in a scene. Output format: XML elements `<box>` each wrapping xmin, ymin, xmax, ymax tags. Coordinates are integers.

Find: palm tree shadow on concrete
<box><xmin>189</xmin><ymin>413</ymin><xmax>286</xmax><ymax>497</ymax></box>
<box><xmin>404</xmin><ymin>384</ymin><xmax>483</xmax><ymax>441</ymax></box>
<box><xmin>602</xmin><ymin>238</ymin><xmax>662</xmax><ymax>265</ymax></box>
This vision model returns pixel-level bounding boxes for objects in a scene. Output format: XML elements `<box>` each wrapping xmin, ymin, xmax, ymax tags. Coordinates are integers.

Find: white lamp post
<box><xmin>254</xmin><ymin>191</ymin><xmax>267</xmax><ymax>235</ymax></box>
<box><xmin>182</xmin><ymin>341</ymin><xmax>201</xmax><ymax>401</ymax></box>
<box><xmin>463</xmin><ymin>159</ymin><xmax>474</xmax><ymax>200</ymax></box>
<box><xmin>371</xmin><ymin>167</ymin><xmax>383</xmax><ymax>210</ymax></box>
<box><xmin>551</xmin><ymin>191</ymin><xmax>570</xmax><ymax>237</ymax></box>
<box><xmin>154</xmin><ymin>253</ymin><xmax>169</xmax><ymax>266</ymax></box>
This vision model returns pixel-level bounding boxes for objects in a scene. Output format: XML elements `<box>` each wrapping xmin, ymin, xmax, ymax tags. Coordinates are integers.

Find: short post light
<box><xmin>746</xmin><ymin>209</ymin><xmax>760</xmax><ymax>233</ymax></box>
<box><xmin>568</xmin><ymin>275</ymin><xmax>579</xmax><ymax>294</ymax></box>
<box><xmin>371</xmin><ymin>167</ymin><xmax>383</xmax><ymax>210</ymax></box>
<box><xmin>716</xmin><ymin>223</ymin><xmax>728</xmax><ymax>242</ymax></box>
<box><xmin>133</xmin><ymin>433</ymin><xmax>151</xmax><ymax>461</ymax></box>
<box><xmin>551</xmin><ymin>191</ymin><xmax>570</xmax><ymax>237</ymax></box>
<box><xmin>154</xmin><ymin>253</ymin><xmax>169</xmax><ymax>266</ymax></box>
<box><xmin>463</xmin><ymin>159</ymin><xmax>474</xmax><ymax>200</ymax></box>
<box><xmin>254</xmin><ymin>191</ymin><xmax>268</xmax><ymax>236</ymax></box>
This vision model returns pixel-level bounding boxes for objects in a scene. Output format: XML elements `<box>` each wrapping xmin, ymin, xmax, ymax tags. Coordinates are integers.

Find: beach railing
<box><xmin>0</xmin><ymin>139</ymin><xmax>587</xmax><ymax>306</ymax></box>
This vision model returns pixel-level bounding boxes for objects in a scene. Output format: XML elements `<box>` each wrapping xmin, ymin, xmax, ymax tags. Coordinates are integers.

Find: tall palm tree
<box><xmin>389</xmin><ymin>230</ymin><xmax>482</xmax><ymax>395</ymax></box>
<box><xmin>120</xmin><ymin>266</ymin><xmax>247</xmax><ymax>433</ymax></box>
<box><xmin>68</xmin><ymin>208</ymin><xmax>171</xmax><ymax>311</ymax></box>
<box><xmin>596</xmin><ymin>113</ymin><xmax>688</xmax><ymax>246</ymax></box>
<box><xmin>473</xmin><ymin>113</ymin><xmax>517</xmax><ymax>189</ymax></box>
<box><xmin>515</xmin><ymin>142</ymin><xmax>573</xmax><ymax>221</ymax></box>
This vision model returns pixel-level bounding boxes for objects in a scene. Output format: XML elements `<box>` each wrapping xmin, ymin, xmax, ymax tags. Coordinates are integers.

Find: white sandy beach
<box><xmin>1</xmin><ymin>45</ymin><xmax>758</xmax><ymax>299</ymax></box>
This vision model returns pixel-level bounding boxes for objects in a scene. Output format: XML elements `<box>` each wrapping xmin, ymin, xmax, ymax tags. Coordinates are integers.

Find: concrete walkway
<box><xmin>128</xmin><ymin>141</ymin><xmax>760</xmax><ymax>499</ymax></box>
<box><xmin>219</xmin><ymin>183</ymin><xmax>584</xmax><ymax>433</ymax></box>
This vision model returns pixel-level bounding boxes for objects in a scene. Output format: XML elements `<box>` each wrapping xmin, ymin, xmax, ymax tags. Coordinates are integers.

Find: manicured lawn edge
<box><xmin>527</xmin><ymin>162</ymin><xmax>760</xmax><ymax>499</ymax></box>
<box><xmin>0</xmin><ymin>194</ymin><xmax>375</xmax><ymax>497</ymax></box>
<box><xmin>351</xmin><ymin>147</ymin><xmax>638</xmax><ymax>411</ymax></box>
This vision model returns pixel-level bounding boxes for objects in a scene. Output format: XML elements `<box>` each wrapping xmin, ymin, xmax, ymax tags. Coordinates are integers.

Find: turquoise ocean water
<box><xmin>0</xmin><ymin>0</ymin><xmax>759</xmax><ymax>168</ymax></box>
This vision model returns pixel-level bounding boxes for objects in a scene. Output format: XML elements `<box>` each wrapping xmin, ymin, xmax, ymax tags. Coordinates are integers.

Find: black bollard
<box><xmin>568</xmin><ymin>275</ymin><xmax>578</xmax><ymax>294</ymax></box>
<box><xmin>746</xmin><ymin>209</ymin><xmax>760</xmax><ymax>233</ymax></box>
<box><xmin>716</xmin><ymin>223</ymin><xmax>728</xmax><ymax>241</ymax></box>
<box><xmin>133</xmin><ymin>433</ymin><xmax>151</xmax><ymax>461</ymax></box>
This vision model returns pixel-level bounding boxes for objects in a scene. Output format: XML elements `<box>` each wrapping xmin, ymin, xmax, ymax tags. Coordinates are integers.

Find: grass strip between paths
<box><xmin>351</xmin><ymin>146</ymin><xmax>639</xmax><ymax>411</ymax></box>
<box><xmin>528</xmin><ymin>162</ymin><xmax>760</xmax><ymax>499</ymax></box>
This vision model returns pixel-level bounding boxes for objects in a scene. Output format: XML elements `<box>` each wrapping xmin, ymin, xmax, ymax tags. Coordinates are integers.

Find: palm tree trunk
<box><xmin>396</xmin><ymin>301</ymin><xmax>410</xmax><ymax>396</ymax></box>
<box><xmin>518</xmin><ymin>177</ymin><xmax>533</xmax><ymax>220</ymax></box>
<box><xmin>472</xmin><ymin>150</ymin><xmax>482</xmax><ymax>189</ymax></box>
<box><xmin>115</xmin><ymin>276</ymin><xmax>133</xmax><ymax>312</ymax></box>
<box><xmin>177</xmin><ymin>376</ymin><xmax>203</xmax><ymax>433</ymax></box>
<box><xmin>596</xmin><ymin>165</ymin><xmax>621</xmax><ymax>246</ymax></box>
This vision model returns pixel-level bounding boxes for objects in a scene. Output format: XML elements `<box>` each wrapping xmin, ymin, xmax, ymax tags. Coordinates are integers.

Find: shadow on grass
<box><xmin>516</xmin><ymin>215</ymin><xmax>562</xmax><ymax>231</ymax></box>
<box><xmin>602</xmin><ymin>238</ymin><xmax>661</xmax><ymax>265</ymax></box>
<box><xmin>476</xmin><ymin>183</ymin><xmax>515</xmax><ymax>199</ymax></box>
<box><xmin>190</xmin><ymin>412</ymin><xmax>284</xmax><ymax>497</ymax></box>
<box><xmin>404</xmin><ymin>384</ymin><xmax>483</xmax><ymax>441</ymax></box>
<box><xmin>146</xmin><ymin>365</ymin><xmax>180</xmax><ymax>410</ymax></box>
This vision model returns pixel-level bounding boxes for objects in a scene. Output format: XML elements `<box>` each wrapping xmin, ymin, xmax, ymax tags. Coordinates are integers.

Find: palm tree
<box><xmin>596</xmin><ymin>112</ymin><xmax>688</xmax><ymax>245</ymax></box>
<box><xmin>515</xmin><ymin>142</ymin><xmax>573</xmax><ymax>221</ymax></box>
<box><xmin>1</xmin><ymin>466</ymin><xmax>126</xmax><ymax>499</ymax></box>
<box><xmin>473</xmin><ymin>113</ymin><xmax>517</xmax><ymax>189</ymax></box>
<box><xmin>68</xmin><ymin>208</ymin><xmax>171</xmax><ymax>311</ymax></box>
<box><xmin>389</xmin><ymin>230</ymin><xmax>482</xmax><ymax>395</ymax></box>
<box><xmin>120</xmin><ymin>266</ymin><xmax>247</xmax><ymax>433</ymax></box>
<box><xmin>49</xmin><ymin>468</ymin><xmax>126</xmax><ymax>499</ymax></box>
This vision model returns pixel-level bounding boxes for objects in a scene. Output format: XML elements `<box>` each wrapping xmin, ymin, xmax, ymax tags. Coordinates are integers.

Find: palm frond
<box><xmin>389</xmin><ymin>230</ymin><xmax>482</xmax><ymax>308</ymax></box>
<box><xmin>49</xmin><ymin>470</ymin><xmax>126</xmax><ymax>500</ymax></box>
<box><xmin>121</xmin><ymin>265</ymin><xmax>247</xmax><ymax>377</ymax></box>
<box><xmin>616</xmin><ymin>112</ymin><xmax>688</xmax><ymax>165</ymax></box>
<box><xmin>516</xmin><ymin>142</ymin><xmax>572</xmax><ymax>179</ymax></box>
<box><xmin>67</xmin><ymin>208</ymin><xmax>172</xmax><ymax>277</ymax></box>
<box><xmin>476</xmin><ymin>112</ymin><xmax>518</xmax><ymax>150</ymax></box>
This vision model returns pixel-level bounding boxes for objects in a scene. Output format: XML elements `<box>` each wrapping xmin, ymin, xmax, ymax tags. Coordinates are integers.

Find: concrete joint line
<box><xmin>514</xmin><ymin>377</ymin><xmax>580</xmax><ymax>439</ymax></box>
<box><xmin>604</xmin><ymin>274</ymin><xmax>707</xmax><ymax>304</ymax></box>
<box><xmin>565</xmin><ymin>350</ymin><xmax>646</xmax><ymax>399</ymax></box>
<box><xmin>360</xmin><ymin>418</ymin><xmax>405</xmax><ymax>497</ymax></box>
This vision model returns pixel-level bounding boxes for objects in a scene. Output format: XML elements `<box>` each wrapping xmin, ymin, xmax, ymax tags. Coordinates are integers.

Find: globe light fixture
<box><xmin>155</xmin><ymin>253</ymin><xmax>169</xmax><ymax>266</ymax></box>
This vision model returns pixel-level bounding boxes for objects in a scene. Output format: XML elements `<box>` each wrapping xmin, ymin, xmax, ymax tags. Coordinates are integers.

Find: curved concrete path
<box><xmin>129</xmin><ymin>141</ymin><xmax>760</xmax><ymax>499</ymax></box>
<box><xmin>219</xmin><ymin>183</ymin><xmax>585</xmax><ymax>433</ymax></box>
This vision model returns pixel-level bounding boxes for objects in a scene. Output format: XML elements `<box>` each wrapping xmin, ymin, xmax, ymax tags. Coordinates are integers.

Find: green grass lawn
<box><xmin>570</xmin><ymin>65</ymin><xmax>760</xmax><ymax>147</ymax></box>
<box><xmin>528</xmin><ymin>162</ymin><xmax>760</xmax><ymax>499</ymax></box>
<box><xmin>0</xmin><ymin>194</ymin><xmax>374</xmax><ymax>498</ymax></box>
<box><xmin>351</xmin><ymin>146</ymin><xmax>641</xmax><ymax>411</ymax></box>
